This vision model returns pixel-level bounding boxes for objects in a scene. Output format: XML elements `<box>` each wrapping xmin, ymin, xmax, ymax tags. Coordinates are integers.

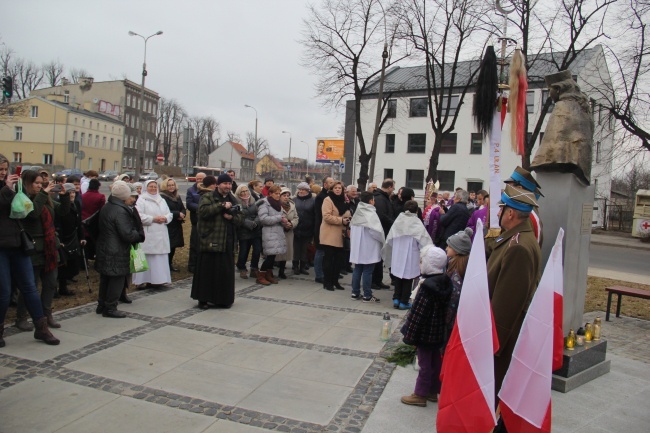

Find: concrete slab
<box><xmin>246</xmin><ymin>316</ymin><xmax>329</xmax><ymax>343</ymax></box>
<box><xmin>0</xmin><ymin>365</ymin><xmax>16</xmax><ymax>378</ymax></box>
<box><xmin>0</xmin><ymin>377</ymin><xmax>119</xmax><ymax>433</ymax></box>
<box><xmin>118</xmin><ymin>297</ymin><xmax>191</xmax><ymax>317</ymax></box>
<box><xmin>272</xmin><ymin>304</ymin><xmax>348</xmax><ymax>325</ymax></box>
<box><xmin>126</xmin><ymin>325</ymin><xmax>230</xmax><ymax>358</ymax></box>
<box><xmin>67</xmin><ymin>343</ymin><xmax>189</xmax><ymax>385</ymax></box>
<box><xmin>239</xmin><ymin>375</ymin><xmax>352</xmax><ymax>425</ymax></box>
<box><xmin>198</xmin><ymin>338</ymin><xmax>303</xmax><ymax>373</ymax></box>
<box><xmin>227</xmin><ymin>297</ymin><xmax>289</xmax><ymax>316</ymax></box>
<box><xmin>202</xmin><ymin>420</ymin><xmax>271</xmax><ymax>433</ymax></box>
<box><xmin>337</xmin><ymin>311</ymin><xmax>387</xmax><ymax>332</ymax></box>
<box><xmin>58</xmin><ymin>313</ymin><xmax>147</xmax><ymax>339</ymax></box>
<box><xmin>145</xmin><ymin>358</ymin><xmax>272</xmax><ymax>406</ymax></box>
<box><xmin>253</xmin><ymin>285</ymin><xmax>318</xmax><ymax>301</ymax></box>
<box><xmin>278</xmin><ymin>350</ymin><xmax>372</xmax><ymax>387</ymax></box>
<box><xmin>315</xmin><ymin>325</ymin><xmax>387</xmax><ymax>353</ymax></box>
<box><xmin>0</xmin><ymin>330</ymin><xmax>97</xmax><ymax>362</ymax></box>
<box><xmin>182</xmin><ymin>309</ymin><xmax>267</xmax><ymax>332</ymax></box>
<box><xmin>54</xmin><ymin>396</ymin><xmax>216</xmax><ymax>433</ymax></box>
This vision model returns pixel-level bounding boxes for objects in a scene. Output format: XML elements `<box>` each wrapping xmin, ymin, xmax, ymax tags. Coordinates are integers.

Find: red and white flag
<box><xmin>499</xmin><ymin>229</ymin><xmax>565</xmax><ymax>433</ymax></box>
<box><xmin>552</xmin><ymin>229</ymin><xmax>564</xmax><ymax>371</ymax></box>
<box><xmin>437</xmin><ymin>220</ymin><xmax>499</xmax><ymax>433</ymax></box>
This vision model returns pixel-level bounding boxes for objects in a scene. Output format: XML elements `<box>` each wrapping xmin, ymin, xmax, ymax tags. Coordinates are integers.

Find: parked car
<box><xmin>139</xmin><ymin>172</ymin><xmax>159</xmax><ymax>181</ymax></box>
<box><xmin>19</xmin><ymin>165</ymin><xmax>44</xmax><ymax>174</ymax></box>
<box><xmin>54</xmin><ymin>168</ymin><xmax>83</xmax><ymax>180</ymax></box>
<box><xmin>113</xmin><ymin>171</ymin><xmax>136</xmax><ymax>181</ymax></box>
<box><xmin>98</xmin><ymin>170</ymin><xmax>118</xmax><ymax>181</ymax></box>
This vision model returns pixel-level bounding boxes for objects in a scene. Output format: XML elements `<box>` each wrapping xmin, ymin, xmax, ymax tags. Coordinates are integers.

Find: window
<box><xmin>387</xmin><ymin>99</ymin><xmax>397</xmax><ymax>118</ymax></box>
<box><xmin>114</xmin><ymin>161</ymin><xmax>119</xmax><ymax>171</ymax></box>
<box><xmin>43</xmin><ymin>154</ymin><xmax>53</xmax><ymax>165</ymax></box>
<box><xmin>72</xmin><ymin>131</ymin><xmax>77</xmax><ymax>143</ymax></box>
<box><xmin>13</xmin><ymin>152</ymin><xmax>22</xmax><ymax>163</ymax></box>
<box><xmin>110</xmin><ymin>138</ymin><xmax>114</xmax><ymax>150</ymax></box>
<box><xmin>526</xmin><ymin>91</ymin><xmax>535</xmax><ymax>114</ymax></box>
<box><xmin>64</xmin><ymin>91</ymin><xmax>69</xmax><ymax>103</ymax></box>
<box><xmin>117</xmin><ymin>139</ymin><xmax>121</xmax><ymax>150</ymax></box>
<box><xmin>596</xmin><ymin>141</ymin><xmax>601</xmax><ymax>163</ymax></box>
<box><xmin>410</xmin><ymin>98</ymin><xmax>428</xmax><ymax>117</ymax></box>
<box><xmin>467</xmin><ymin>181</ymin><xmax>483</xmax><ymax>193</ymax></box>
<box><xmin>440</xmin><ymin>133</ymin><xmax>457</xmax><ymax>154</ymax></box>
<box><xmin>88</xmin><ymin>134</ymin><xmax>93</xmax><ymax>147</ymax></box>
<box><xmin>89</xmin><ymin>121</ymin><xmax>93</xmax><ymax>129</ymax></box>
<box><xmin>384</xmin><ymin>168</ymin><xmax>393</xmax><ymax>180</ymax></box>
<box><xmin>14</xmin><ymin>126</ymin><xmax>22</xmax><ymax>141</ymax></box>
<box><xmin>405</xmin><ymin>169</ymin><xmax>425</xmax><ymax>190</ymax></box>
<box><xmin>82</xmin><ymin>119</ymin><xmax>86</xmax><ymax>127</ymax></box>
<box><xmin>470</xmin><ymin>133</ymin><xmax>483</xmax><ymax>154</ymax></box>
<box><xmin>437</xmin><ymin>170</ymin><xmax>455</xmax><ymax>191</ymax></box>
<box><xmin>385</xmin><ymin>134</ymin><xmax>395</xmax><ymax>153</ymax></box>
<box><xmin>123</xmin><ymin>156</ymin><xmax>127</xmax><ymax>167</ymax></box>
<box><xmin>440</xmin><ymin>95</ymin><xmax>460</xmax><ymax>116</ymax></box>
<box><xmin>88</xmin><ymin>157</ymin><xmax>92</xmax><ymax>169</ymax></box>
<box><xmin>127</xmin><ymin>94</ymin><xmax>131</xmax><ymax>107</ymax></box>
<box><xmin>407</xmin><ymin>134</ymin><xmax>426</xmax><ymax>153</ymax></box>
<box><xmin>541</xmin><ymin>90</ymin><xmax>555</xmax><ymax>113</ymax></box>
<box><xmin>95</xmin><ymin>136</ymin><xmax>99</xmax><ymax>147</ymax></box>
<box><xmin>102</xmin><ymin>137</ymin><xmax>107</xmax><ymax>148</ymax></box>
<box><xmin>80</xmin><ymin>132</ymin><xmax>85</xmax><ymax>147</ymax></box>
<box><xmin>30</xmin><ymin>106</ymin><xmax>38</xmax><ymax>118</ymax></box>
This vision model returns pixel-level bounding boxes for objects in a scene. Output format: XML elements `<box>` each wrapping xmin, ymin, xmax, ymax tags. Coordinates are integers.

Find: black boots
<box><xmin>102</xmin><ymin>309</ymin><xmax>126</xmax><ymax>318</ymax></box>
<box><xmin>43</xmin><ymin>308</ymin><xmax>61</xmax><ymax>328</ymax></box>
<box><xmin>33</xmin><ymin>317</ymin><xmax>60</xmax><ymax>345</ymax></box>
<box><xmin>119</xmin><ymin>288</ymin><xmax>132</xmax><ymax>304</ymax></box>
<box><xmin>58</xmin><ymin>280</ymin><xmax>76</xmax><ymax>296</ymax></box>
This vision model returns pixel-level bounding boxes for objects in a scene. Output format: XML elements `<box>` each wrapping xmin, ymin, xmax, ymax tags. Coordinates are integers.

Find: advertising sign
<box><xmin>315</xmin><ymin>138</ymin><xmax>344</xmax><ymax>163</ymax></box>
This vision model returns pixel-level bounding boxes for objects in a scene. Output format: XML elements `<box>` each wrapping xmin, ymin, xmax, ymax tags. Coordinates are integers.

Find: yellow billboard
<box><xmin>315</xmin><ymin>138</ymin><xmax>344</xmax><ymax>163</ymax></box>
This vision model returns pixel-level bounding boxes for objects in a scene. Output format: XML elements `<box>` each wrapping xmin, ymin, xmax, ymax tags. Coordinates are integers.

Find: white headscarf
<box><xmin>142</xmin><ymin>179</ymin><xmax>162</xmax><ymax>202</ymax></box>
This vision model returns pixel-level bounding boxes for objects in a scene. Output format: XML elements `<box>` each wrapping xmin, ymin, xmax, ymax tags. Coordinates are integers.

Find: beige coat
<box><xmin>319</xmin><ymin>196</ymin><xmax>351</xmax><ymax>248</ymax></box>
<box><xmin>276</xmin><ymin>201</ymin><xmax>299</xmax><ymax>262</ymax></box>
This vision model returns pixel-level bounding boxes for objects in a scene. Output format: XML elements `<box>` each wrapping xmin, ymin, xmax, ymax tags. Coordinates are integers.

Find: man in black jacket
<box><xmin>371</xmin><ymin>179</ymin><xmax>395</xmax><ymax>289</ymax></box>
<box><xmin>313</xmin><ymin>176</ymin><xmax>333</xmax><ymax>283</ymax></box>
<box><xmin>185</xmin><ymin>172</ymin><xmax>206</xmax><ymax>272</ymax></box>
<box><xmin>439</xmin><ymin>189</ymin><xmax>471</xmax><ymax>248</ymax></box>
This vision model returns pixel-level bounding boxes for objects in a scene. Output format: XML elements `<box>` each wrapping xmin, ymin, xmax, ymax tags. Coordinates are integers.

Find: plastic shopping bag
<box><xmin>129</xmin><ymin>244</ymin><xmax>149</xmax><ymax>273</ymax></box>
<box><xmin>10</xmin><ymin>179</ymin><xmax>34</xmax><ymax>219</ymax></box>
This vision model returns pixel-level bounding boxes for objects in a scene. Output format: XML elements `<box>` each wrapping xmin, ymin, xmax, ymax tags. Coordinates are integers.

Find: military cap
<box><xmin>499</xmin><ymin>184</ymin><xmax>538</xmax><ymax>213</ymax></box>
<box><xmin>505</xmin><ymin>166</ymin><xmax>543</xmax><ymax>198</ymax></box>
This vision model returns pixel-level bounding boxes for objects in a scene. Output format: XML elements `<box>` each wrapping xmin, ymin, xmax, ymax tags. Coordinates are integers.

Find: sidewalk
<box><xmin>590</xmin><ymin>232</ymin><xmax>650</xmax><ymax>251</ymax></box>
<box><xmin>1</xmin><ymin>270</ymin><xmax>648</xmax><ymax>433</ymax></box>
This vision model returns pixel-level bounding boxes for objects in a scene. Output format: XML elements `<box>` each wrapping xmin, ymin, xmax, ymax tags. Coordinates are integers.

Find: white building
<box><xmin>207</xmin><ymin>141</ymin><xmax>255</xmax><ymax>181</ymax></box>
<box><xmin>342</xmin><ymin>45</ymin><xmax>614</xmax><ymax>227</ymax></box>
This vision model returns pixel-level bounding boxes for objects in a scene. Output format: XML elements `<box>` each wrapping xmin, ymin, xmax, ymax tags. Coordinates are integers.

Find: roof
<box><xmin>260</xmin><ymin>154</ymin><xmax>284</xmax><ymax>170</ymax></box>
<box><xmin>228</xmin><ymin>141</ymin><xmax>255</xmax><ymax>160</ymax></box>
<box><xmin>27</xmin><ymin>96</ymin><xmax>123</xmax><ymax>125</ymax></box>
<box><xmin>33</xmin><ymin>79</ymin><xmax>159</xmax><ymax>97</ymax></box>
<box><xmin>364</xmin><ymin>47</ymin><xmax>599</xmax><ymax>94</ymax></box>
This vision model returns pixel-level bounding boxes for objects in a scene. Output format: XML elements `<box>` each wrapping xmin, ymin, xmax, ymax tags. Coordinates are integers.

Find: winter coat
<box><xmin>257</xmin><ymin>198</ymin><xmax>287</xmax><ymax>256</ymax></box>
<box><xmin>234</xmin><ymin>195</ymin><xmax>262</xmax><ymax>240</ymax></box>
<box><xmin>136</xmin><ymin>193</ymin><xmax>173</xmax><ymax>255</ymax></box>
<box><xmin>313</xmin><ymin>189</ymin><xmax>328</xmax><ymax>246</ymax></box>
<box><xmin>22</xmin><ymin>190</ymin><xmax>69</xmax><ymax>267</ymax></box>
<box><xmin>186</xmin><ymin>183</ymin><xmax>202</xmax><ymax>225</ymax></box>
<box><xmin>276</xmin><ymin>201</ymin><xmax>299</xmax><ymax>262</ymax></box>
<box><xmin>56</xmin><ymin>200</ymin><xmax>84</xmax><ymax>254</ymax></box>
<box><xmin>0</xmin><ymin>183</ymin><xmax>21</xmax><ymax>249</ymax></box>
<box><xmin>373</xmin><ymin>189</ymin><xmax>395</xmax><ymax>235</ymax></box>
<box><xmin>319</xmin><ymin>196</ymin><xmax>351</xmax><ymax>248</ymax></box>
<box><xmin>400</xmin><ymin>273</ymin><xmax>452</xmax><ymax>347</ymax></box>
<box><xmin>95</xmin><ymin>196</ymin><xmax>145</xmax><ymax>276</ymax></box>
<box><xmin>81</xmin><ymin>190</ymin><xmax>106</xmax><ymax>221</ymax></box>
<box><xmin>440</xmin><ymin>202</ymin><xmax>471</xmax><ymax>246</ymax></box>
<box><xmin>293</xmin><ymin>193</ymin><xmax>315</xmax><ymax>239</ymax></box>
<box><xmin>161</xmin><ymin>192</ymin><xmax>186</xmax><ymax>249</ymax></box>
<box><xmin>197</xmin><ymin>189</ymin><xmax>244</xmax><ymax>253</ymax></box>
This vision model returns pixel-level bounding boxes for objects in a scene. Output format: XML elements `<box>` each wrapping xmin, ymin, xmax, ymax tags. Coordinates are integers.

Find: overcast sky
<box><xmin>2</xmin><ymin>0</ymin><xmax>342</xmax><ymax>162</ymax></box>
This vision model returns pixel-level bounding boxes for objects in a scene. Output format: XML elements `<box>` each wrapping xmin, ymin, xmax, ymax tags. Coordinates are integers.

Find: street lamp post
<box><xmin>301</xmin><ymin>140</ymin><xmax>310</xmax><ymax>176</ymax></box>
<box><xmin>244</xmin><ymin>104</ymin><xmax>258</xmax><ymax>179</ymax></box>
<box><xmin>129</xmin><ymin>30</ymin><xmax>163</xmax><ymax>179</ymax></box>
<box><xmin>282</xmin><ymin>130</ymin><xmax>292</xmax><ymax>181</ymax></box>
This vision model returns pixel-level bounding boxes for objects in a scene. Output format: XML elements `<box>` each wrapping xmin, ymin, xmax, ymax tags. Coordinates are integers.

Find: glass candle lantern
<box><xmin>584</xmin><ymin>322</ymin><xmax>593</xmax><ymax>342</ymax></box>
<box><xmin>565</xmin><ymin>329</ymin><xmax>576</xmax><ymax>350</ymax></box>
<box><xmin>380</xmin><ymin>312</ymin><xmax>392</xmax><ymax>342</ymax></box>
<box><xmin>593</xmin><ymin>317</ymin><xmax>602</xmax><ymax>341</ymax></box>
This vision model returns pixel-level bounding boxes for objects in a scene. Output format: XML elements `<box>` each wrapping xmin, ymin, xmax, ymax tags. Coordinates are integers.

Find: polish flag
<box><xmin>499</xmin><ymin>229</ymin><xmax>565</xmax><ymax>433</ymax></box>
<box><xmin>551</xmin><ymin>229</ymin><xmax>564</xmax><ymax>371</ymax></box>
<box><xmin>437</xmin><ymin>220</ymin><xmax>499</xmax><ymax>433</ymax></box>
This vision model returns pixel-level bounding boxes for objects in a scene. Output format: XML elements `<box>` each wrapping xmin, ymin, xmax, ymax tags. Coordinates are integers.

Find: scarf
<box><xmin>328</xmin><ymin>190</ymin><xmax>349</xmax><ymax>216</ymax></box>
<box><xmin>350</xmin><ymin>201</ymin><xmax>385</xmax><ymax>242</ymax></box>
<box><xmin>282</xmin><ymin>201</ymin><xmax>291</xmax><ymax>211</ymax></box>
<box><xmin>41</xmin><ymin>203</ymin><xmax>58</xmax><ymax>272</ymax></box>
<box><xmin>266</xmin><ymin>195</ymin><xmax>282</xmax><ymax>212</ymax></box>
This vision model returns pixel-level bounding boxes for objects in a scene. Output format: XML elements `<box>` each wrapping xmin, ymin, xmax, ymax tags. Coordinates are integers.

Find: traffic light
<box><xmin>2</xmin><ymin>76</ymin><xmax>13</xmax><ymax>99</ymax></box>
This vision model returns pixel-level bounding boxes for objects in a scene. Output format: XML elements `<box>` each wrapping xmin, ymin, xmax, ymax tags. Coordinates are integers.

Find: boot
<box><xmin>96</xmin><ymin>301</ymin><xmax>105</xmax><ymax>314</ymax></box>
<box><xmin>119</xmin><ymin>288</ymin><xmax>132</xmax><ymax>304</ymax></box>
<box><xmin>43</xmin><ymin>308</ymin><xmax>61</xmax><ymax>329</ymax></box>
<box><xmin>255</xmin><ymin>270</ymin><xmax>271</xmax><ymax>286</ymax></box>
<box><xmin>33</xmin><ymin>317</ymin><xmax>60</xmax><ymax>345</ymax></box>
<box><xmin>401</xmin><ymin>393</ymin><xmax>427</xmax><ymax>407</ymax></box>
<box><xmin>239</xmin><ymin>269</ymin><xmax>249</xmax><ymax>279</ymax></box>
<box><xmin>249</xmin><ymin>268</ymin><xmax>257</xmax><ymax>278</ymax></box>
<box><xmin>299</xmin><ymin>261</ymin><xmax>309</xmax><ymax>275</ymax></box>
<box><xmin>15</xmin><ymin>312</ymin><xmax>34</xmax><ymax>331</ymax></box>
<box><xmin>58</xmin><ymin>280</ymin><xmax>76</xmax><ymax>296</ymax></box>
<box><xmin>278</xmin><ymin>265</ymin><xmax>287</xmax><ymax>279</ymax></box>
<box><xmin>0</xmin><ymin>324</ymin><xmax>4</xmax><ymax>348</ymax></box>
<box><xmin>265</xmin><ymin>270</ymin><xmax>279</xmax><ymax>284</ymax></box>
<box><xmin>292</xmin><ymin>260</ymin><xmax>300</xmax><ymax>273</ymax></box>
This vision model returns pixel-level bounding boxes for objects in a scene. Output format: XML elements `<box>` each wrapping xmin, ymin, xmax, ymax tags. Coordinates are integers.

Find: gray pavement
<box><xmin>0</xmin><ymin>233</ymin><xmax>647</xmax><ymax>433</ymax></box>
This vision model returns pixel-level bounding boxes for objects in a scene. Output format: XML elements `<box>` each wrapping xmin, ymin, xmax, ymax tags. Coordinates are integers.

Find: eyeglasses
<box><xmin>240</xmin><ymin>190</ymin><xmax>250</xmax><ymax>194</ymax></box>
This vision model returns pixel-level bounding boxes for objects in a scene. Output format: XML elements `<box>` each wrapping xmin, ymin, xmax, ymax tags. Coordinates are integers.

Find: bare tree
<box><xmin>43</xmin><ymin>60</ymin><xmax>65</xmax><ymax>87</ymax></box>
<box><xmin>246</xmin><ymin>131</ymin><xmax>269</xmax><ymax>160</ymax></box>
<box><xmin>69</xmin><ymin>67</ymin><xmax>92</xmax><ymax>83</ymax></box>
<box><xmin>301</xmin><ymin>0</ymin><xmax>409</xmax><ymax>190</ymax></box>
<box><xmin>187</xmin><ymin>116</ymin><xmax>221</xmax><ymax>166</ymax></box>
<box><xmin>156</xmin><ymin>98</ymin><xmax>187</xmax><ymax>165</ymax></box>
<box><xmin>9</xmin><ymin>58</ymin><xmax>44</xmax><ymax>99</ymax></box>
<box><xmin>397</xmin><ymin>0</ymin><xmax>493</xmax><ymax>182</ymax></box>
<box><xmin>226</xmin><ymin>131</ymin><xmax>242</xmax><ymax>143</ymax></box>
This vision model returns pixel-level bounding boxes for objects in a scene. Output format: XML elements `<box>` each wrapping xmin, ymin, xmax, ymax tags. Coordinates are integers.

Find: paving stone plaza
<box><xmin>1</xmin><ymin>273</ymin><xmax>648</xmax><ymax>433</ymax></box>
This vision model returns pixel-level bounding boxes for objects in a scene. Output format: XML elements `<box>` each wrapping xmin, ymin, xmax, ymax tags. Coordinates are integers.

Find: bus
<box><xmin>185</xmin><ymin>166</ymin><xmax>225</xmax><ymax>182</ymax></box>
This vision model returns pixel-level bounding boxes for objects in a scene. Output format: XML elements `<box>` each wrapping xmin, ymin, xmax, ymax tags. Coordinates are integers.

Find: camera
<box><xmin>225</xmin><ymin>204</ymin><xmax>241</xmax><ymax>215</ymax></box>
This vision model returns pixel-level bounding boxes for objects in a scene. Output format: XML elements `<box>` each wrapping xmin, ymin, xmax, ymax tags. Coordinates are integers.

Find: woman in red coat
<box><xmin>81</xmin><ymin>178</ymin><xmax>105</xmax><ymax>259</ymax></box>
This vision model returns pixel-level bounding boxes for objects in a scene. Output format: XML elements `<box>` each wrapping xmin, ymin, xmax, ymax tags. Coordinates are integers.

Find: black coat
<box><xmin>401</xmin><ymin>273</ymin><xmax>452</xmax><ymax>348</ymax></box>
<box><xmin>313</xmin><ymin>189</ymin><xmax>328</xmax><ymax>247</ymax></box>
<box><xmin>0</xmin><ymin>183</ymin><xmax>21</xmax><ymax>249</ymax></box>
<box><xmin>95</xmin><ymin>196</ymin><xmax>145</xmax><ymax>276</ymax></box>
<box><xmin>440</xmin><ymin>202</ymin><xmax>471</xmax><ymax>246</ymax></box>
<box><xmin>161</xmin><ymin>193</ymin><xmax>186</xmax><ymax>249</ymax></box>
<box><xmin>373</xmin><ymin>189</ymin><xmax>395</xmax><ymax>235</ymax></box>
<box><xmin>294</xmin><ymin>193</ymin><xmax>315</xmax><ymax>239</ymax></box>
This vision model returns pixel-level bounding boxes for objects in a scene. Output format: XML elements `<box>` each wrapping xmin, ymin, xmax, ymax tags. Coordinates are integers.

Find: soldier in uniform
<box><xmin>487</xmin><ymin>184</ymin><xmax>542</xmax><ymax>402</ymax></box>
<box><xmin>504</xmin><ymin>166</ymin><xmax>543</xmax><ymax>246</ymax></box>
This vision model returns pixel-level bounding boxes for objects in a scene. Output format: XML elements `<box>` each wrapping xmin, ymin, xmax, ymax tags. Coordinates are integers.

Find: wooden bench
<box><xmin>605</xmin><ymin>286</ymin><xmax>650</xmax><ymax>321</ymax></box>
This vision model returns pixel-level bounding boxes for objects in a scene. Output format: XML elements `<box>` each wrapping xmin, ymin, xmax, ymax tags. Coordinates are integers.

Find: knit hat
<box><xmin>111</xmin><ymin>181</ymin><xmax>131</xmax><ymax>200</ymax></box>
<box><xmin>280</xmin><ymin>187</ymin><xmax>291</xmax><ymax>195</ymax></box>
<box><xmin>129</xmin><ymin>184</ymin><xmax>139</xmax><ymax>196</ymax></box>
<box><xmin>217</xmin><ymin>173</ymin><xmax>232</xmax><ymax>185</ymax></box>
<box><xmin>446</xmin><ymin>228</ymin><xmax>474</xmax><ymax>255</ymax></box>
<box><xmin>88</xmin><ymin>178</ymin><xmax>101</xmax><ymax>190</ymax></box>
<box><xmin>133</xmin><ymin>182</ymin><xmax>143</xmax><ymax>189</ymax></box>
<box><xmin>62</xmin><ymin>183</ymin><xmax>76</xmax><ymax>193</ymax></box>
<box><xmin>117</xmin><ymin>173</ymin><xmax>130</xmax><ymax>182</ymax></box>
<box><xmin>297</xmin><ymin>182</ymin><xmax>310</xmax><ymax>191</ymax></box>
<box><xmin>419</xmin><ymin>245</ymin><xmax>448</xmax><ymax>275</ymax></box>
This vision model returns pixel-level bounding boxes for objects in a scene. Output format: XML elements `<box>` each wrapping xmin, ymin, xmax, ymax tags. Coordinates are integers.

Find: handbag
<box><xmin>16</xmin><ymin>220</ymin><xmax>36</xmax><ymax>256</ymax></box>
<box><xmin>129</xmin><ymin>243</ymin><xmax>149</xmax><ymax>273</ymax></box>
<box><xmin>82</xmin><ymin>210</ymin><xmax>100</xmax><ymax>240</ymax></box>
<box><xmin>10</xmin><ymin>179</ymin><xmax>34</xmax><ymax>219</ymax></box>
